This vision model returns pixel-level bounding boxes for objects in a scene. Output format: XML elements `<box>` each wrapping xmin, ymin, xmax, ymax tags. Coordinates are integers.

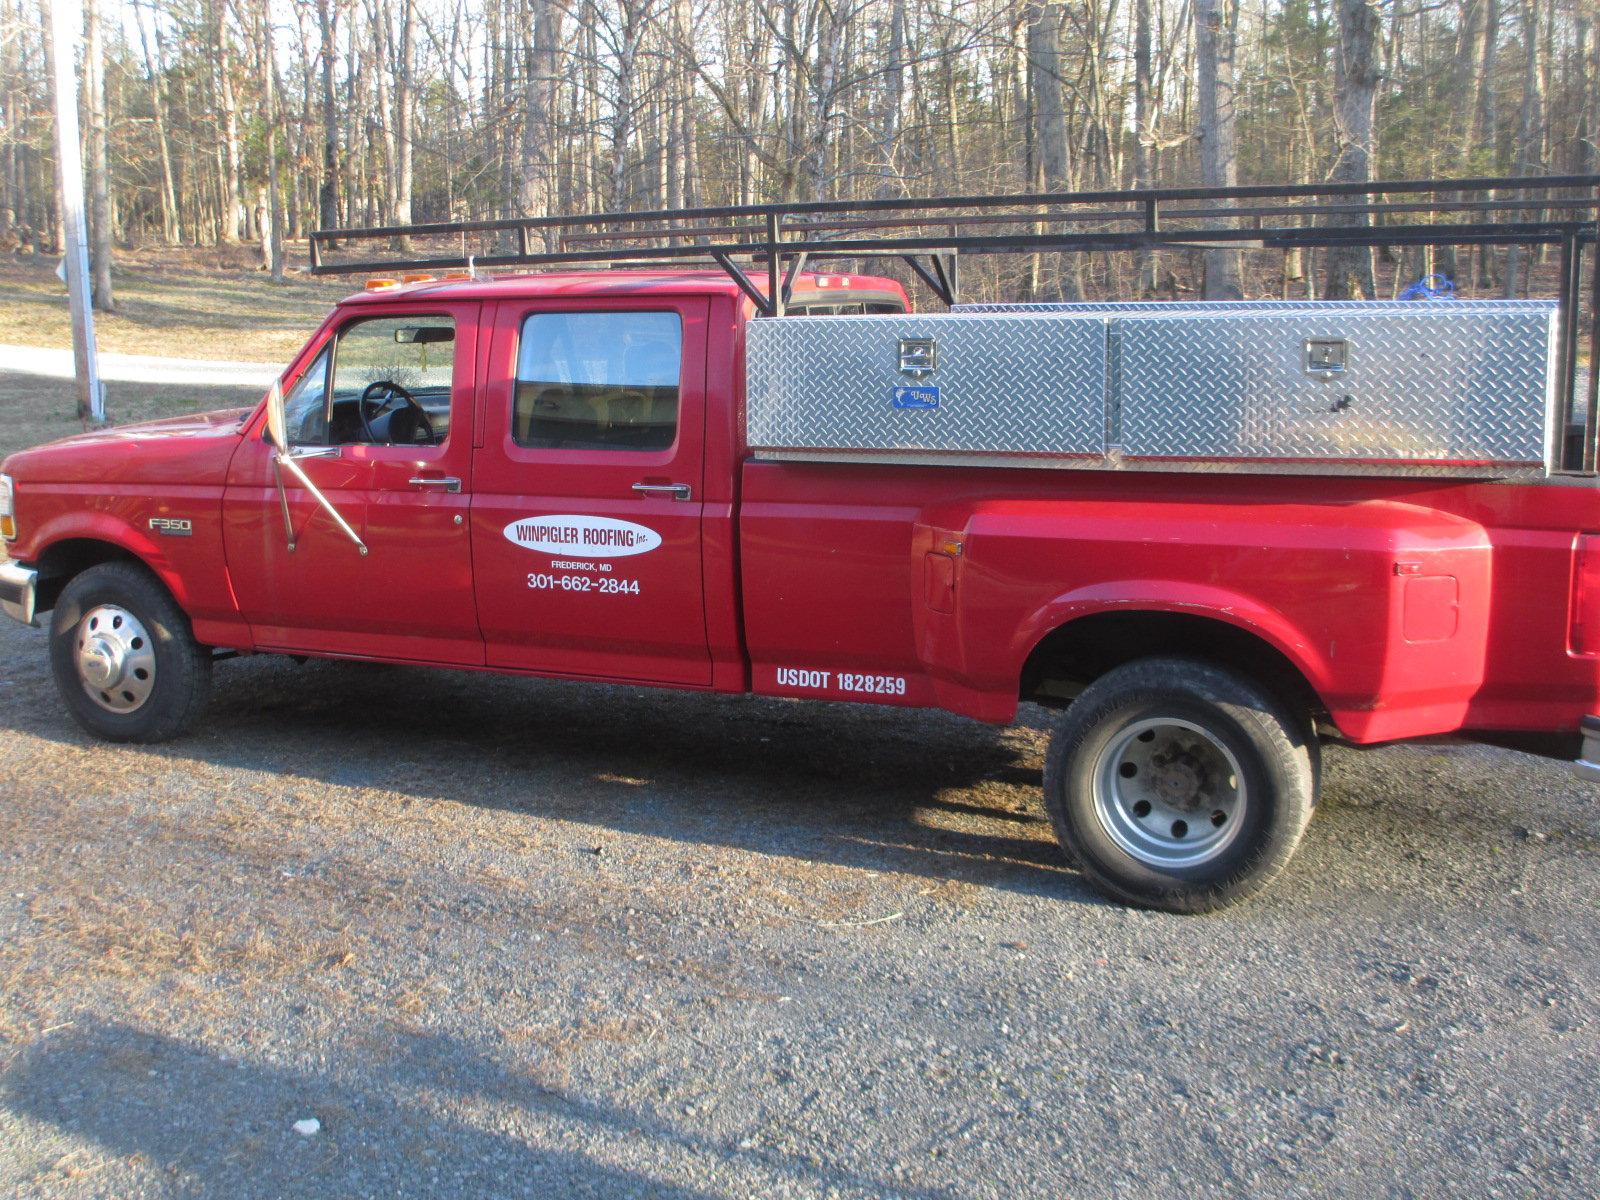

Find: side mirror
<box><xmin>264</xmin><ymin>378</ymin><xmax>288</xmax><ymax>451</ymax></box>
<box><xmin>263</xmin><ymin>376</ymin><xmax>367</xmax><ymax>557</ymax></box>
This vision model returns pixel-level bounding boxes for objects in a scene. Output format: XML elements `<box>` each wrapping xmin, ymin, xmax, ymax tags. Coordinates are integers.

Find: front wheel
<box><xmin>1043</xmin><ymin>657</ymin><xmax>1317</xmax><ymax>913</ymax></box>
<box><xmin>49</xmin><ymin>562</ymin><xmax>212</xmax><ymax>743</ymax></box>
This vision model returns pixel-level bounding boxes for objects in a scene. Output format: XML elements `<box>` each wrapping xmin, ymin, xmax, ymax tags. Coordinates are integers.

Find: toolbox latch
<box><xmin>898</xmin><ymin>337</ymin><xmax>938</xmax><ymax>378</ymax></box>
<box><xmin>1304</xmin><ymin>337</ymin><xmax>1348</xmax><ymax>376</ymax></box>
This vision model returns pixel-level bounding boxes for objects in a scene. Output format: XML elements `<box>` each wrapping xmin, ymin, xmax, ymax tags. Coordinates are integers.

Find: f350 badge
<box><xmin>148</xmin><ymin>517</ymin><xmax>193</xmax><ymax>537</ymax></box>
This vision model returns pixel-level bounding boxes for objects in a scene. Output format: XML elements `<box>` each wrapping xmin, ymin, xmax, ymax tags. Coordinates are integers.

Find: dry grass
<box><xmin>0</xmin><ymin>244</ymin><xmax>351</xmax><ymax>462</ymax></box>
<box><xmin>0</xmin><ymin>373</ymin><xmax>262</xmax><ymax>463</ymax></box>
<box><xmin>0</xmin><ymin>243</ymin><xmax>352</xmax><ymax>363</ymax></box>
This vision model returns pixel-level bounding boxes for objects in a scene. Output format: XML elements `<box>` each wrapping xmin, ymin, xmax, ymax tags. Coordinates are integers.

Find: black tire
<box><xmin>1043</xmin><ymin>657</ymin><xmax>1317</xmax><ymax>914</ymax></box>
<box><xmin>49</xmin><ymin>561</ymin><xmax>212</xmax><ymax>743</ymax></box>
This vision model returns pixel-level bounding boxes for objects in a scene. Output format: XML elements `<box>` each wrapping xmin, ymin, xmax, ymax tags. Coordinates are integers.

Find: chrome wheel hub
<box><xmin>75</xmin><ymin>605</ymin><xmax>156</xmax><ymax>713</ymax></box>
<box><xmin>1092</xmin><ymin>717</ymin><xmax>1247</xmax><ymax>868</ymax></box>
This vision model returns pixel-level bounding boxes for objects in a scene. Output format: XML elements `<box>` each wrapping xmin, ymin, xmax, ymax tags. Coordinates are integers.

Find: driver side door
<box><xmin>223</xmin><ymin>300</ymin><xmax>484</xmax><ymax>665</ymax></box>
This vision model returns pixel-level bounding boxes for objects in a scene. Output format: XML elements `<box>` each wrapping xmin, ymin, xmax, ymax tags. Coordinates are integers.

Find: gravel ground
<box><xmin>0</xmin><ymin>609</ymin><xmax>1596</xmax><ymax>1199</ymax></box>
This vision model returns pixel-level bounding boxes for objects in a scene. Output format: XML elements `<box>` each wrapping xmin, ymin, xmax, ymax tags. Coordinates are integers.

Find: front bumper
<box><xmin>0</xmin><ymin>560</ymin><xmax>38</xmax><ymax>627</ymax></box>
<box><xmin>1576</xmin><ymin>716</ymin><xmax>1600</xmax><ymax>783</ymax></box>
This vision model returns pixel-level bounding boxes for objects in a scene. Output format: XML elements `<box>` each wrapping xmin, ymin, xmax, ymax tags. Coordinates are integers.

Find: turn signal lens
<box><xmin>0</xmin><ymin>473</ymin><xmax>14</xmax><ymax>540</ymax></box>
<box><xmin>1571</xmin><ymin>535</ymin><xmax>1600</xmax><ymax>656</ymax></box>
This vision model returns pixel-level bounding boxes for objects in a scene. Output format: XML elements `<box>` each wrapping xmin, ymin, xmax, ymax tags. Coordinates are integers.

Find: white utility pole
<box><xmin>48</xmin><ymin>0</ymin><xmax>106</xmax><ymax>424</ymax></box>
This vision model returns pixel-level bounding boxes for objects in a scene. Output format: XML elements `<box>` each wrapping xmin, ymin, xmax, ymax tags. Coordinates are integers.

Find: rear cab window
<box><xmin>512</xmin><ymin>311</ymin><xmax>682</xmax><ymax>451</ymax></box>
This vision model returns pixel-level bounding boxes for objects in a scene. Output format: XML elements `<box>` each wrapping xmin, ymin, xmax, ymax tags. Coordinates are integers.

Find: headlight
<box><xmin>0</xmin><ymin>474</ymin><xmax>14</xmax><ymax>540</ymax></box>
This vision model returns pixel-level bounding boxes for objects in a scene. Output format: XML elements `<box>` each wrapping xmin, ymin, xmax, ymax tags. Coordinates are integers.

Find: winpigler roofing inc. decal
<box><xmin>503</xmin><ymin>515</ymin><xmax>663</xmax><ymax>559</ymax></box>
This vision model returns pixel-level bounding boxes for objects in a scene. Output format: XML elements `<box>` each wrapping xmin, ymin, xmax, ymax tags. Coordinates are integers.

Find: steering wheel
<box><xmin>358</xmin><ymin>380</ymin><xmax>434</xmax><ymax>444</ymax></box>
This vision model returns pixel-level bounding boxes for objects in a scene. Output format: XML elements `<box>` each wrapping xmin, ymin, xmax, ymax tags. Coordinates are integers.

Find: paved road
<box><xmin>0</xmin><ymin>344</ymin><xmax>278</xmax><ymax>388</ymax></box>
<box><xmin>0</xmin><ymin>610</ymin><xmax>1595</xmax><ymax>1198</ymax></box>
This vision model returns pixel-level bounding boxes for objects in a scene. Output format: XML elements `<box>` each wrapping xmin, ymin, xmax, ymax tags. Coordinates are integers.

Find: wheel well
<box><xmin>32</xmin><ymin>539</ymin><xmax>145</xmax><ymax>613</ymax></box>
<box><xmin>1021</xmin><ymin>611</ymin><xmax>1324</xmax><ymax>723</ymax></box>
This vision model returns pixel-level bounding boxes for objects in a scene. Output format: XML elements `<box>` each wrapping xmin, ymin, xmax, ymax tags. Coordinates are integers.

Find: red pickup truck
<box><xmin>4</xmin><ymin>267</ymin><xmax>1598</xmax><ymax>912</ymax></box>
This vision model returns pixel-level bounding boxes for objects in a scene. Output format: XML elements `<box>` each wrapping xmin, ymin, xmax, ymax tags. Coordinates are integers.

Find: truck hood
<box><xmin>1</xmin><ymin>406</ymin><xmax>255</xmax><ymax>485</ymax></box>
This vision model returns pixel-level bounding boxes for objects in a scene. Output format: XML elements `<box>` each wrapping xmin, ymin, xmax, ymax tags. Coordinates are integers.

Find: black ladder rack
<box><xmin>310</xmin><ymin>173</ymin><xmax>1600</xmax><ymax>470</ymax></box>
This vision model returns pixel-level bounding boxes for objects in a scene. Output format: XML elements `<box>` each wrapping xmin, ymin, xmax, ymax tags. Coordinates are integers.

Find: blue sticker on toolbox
<box><xmin>892</xmin><ymin>385</ymin><xmax>940</xmax><ymax>410</ymax></box>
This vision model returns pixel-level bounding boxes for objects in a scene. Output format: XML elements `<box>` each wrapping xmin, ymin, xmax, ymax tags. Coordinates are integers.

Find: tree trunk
<box><xmin>1194</xmin><ymin>0</ymin><xmax>1241</xmax><ymax>300</ymax></box>
<box><xmin>394</xmin><ymin>0</ymin><xmax>414</xmax><ymax>233</ymax></box>
<box><xmin>1325</xmin><ymin>0</ymin><xmax>1381</xmax><ymax>300</ymax></box>
<box><xmin>258</xmin><ymin>0</ymin><xmax>284</xmax><ymax>279</ymax></box>
<box><xmin>520</xmin><ymin>0</ymin><xmax>562</xmax><ymax>232</ymax></box>
<box><xmin>134</xmin><ymin>2</ymin><xmax>181</xmax><ymax>245</ymax></box>
<box><xmin>808</xmin><ymin>1</ymin><xmax>844</xmax><ymax>202</ymax></box>
<box><xmin>215</xmin><ymin>0</ymin><xmax>244</xmax><ymax>243</ymax></box>
<box><xmin>1503</xmin><ymin>0</ymin><xmax>1543</xmax><ymax>297</ymax></box>
<box><xmin>1</xmin><ymin>0</ymin><xmax>19</xmax><ymax>242</ymax></box>
<box><xmin>370</xmin><ymin>0</ymin><xmax>396</xmax><ymax>223</ymax></box>
<box><xmin>1132</xmin><ymin>0</ymin><xmax>1156</xmax><ymax>295</ymax></box>
<box><xmin>85</xmin><ymin>0</ymin><xmax>114</xmax><ymax>310</ymax></box>
<box><xmin>38</xmin><ymin>0</ymin><xmax>62</xmax><ymax>254</ymax></box>
<box><xmin>877</xmin><ymin>0</ymin><xmax>906</xmax><ymax>197</ymax></box>
<box><xmin>317</xmin><ymin>0</ymin><xmax>340</xmax><ymax>242</ymax></box>
<box><xmin>1026</xmin><ymin>2</ymin><xmax>1081</xmax><ymax>301</ymax></box>
<box><xmin>677</xmin><ymin>0</ymin><xmax>698</xmax><ymax>211</ymax></box>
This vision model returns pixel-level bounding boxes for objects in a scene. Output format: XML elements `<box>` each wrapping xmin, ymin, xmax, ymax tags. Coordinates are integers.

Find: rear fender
<box><xmin>1013</xmin><ymin>582</ymin><xmax>1335</xmax><ymax>701</ymax></box>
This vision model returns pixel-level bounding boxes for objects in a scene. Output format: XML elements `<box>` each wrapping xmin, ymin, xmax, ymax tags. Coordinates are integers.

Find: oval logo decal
<box><xmin>503</xmin><ymin>514</ymin><xmax>663</xmax><ymax>559</ymax></box>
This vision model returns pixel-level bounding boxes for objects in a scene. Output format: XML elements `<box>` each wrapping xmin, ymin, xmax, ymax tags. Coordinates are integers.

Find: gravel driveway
<box><xmin>0</xmin><ymin>611</ymin><xmax>1596</xmax><ymax>1198</ymax></box>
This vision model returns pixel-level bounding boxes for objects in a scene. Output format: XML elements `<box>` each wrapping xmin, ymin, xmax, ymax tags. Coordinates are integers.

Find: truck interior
<box><xmin>281</xmin><ymin>314</ymin><xmax>457</xmax><ymax>447</ymax></box>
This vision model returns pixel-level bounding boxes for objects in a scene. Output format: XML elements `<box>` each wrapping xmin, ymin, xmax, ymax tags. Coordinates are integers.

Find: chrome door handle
<box><xmin>409</xmin><ymin>476</ymin><xmax>462</xmax><ymax>493</ymax></box>
<box><xmin>632</xmin><ymin>482</ymin><xmax>692</xmax><ymax>501</ymax></box>
<box><xmin>288</xmin><ymin>445</ymin><xmax>342</xmax><ymax>461</ymax></box>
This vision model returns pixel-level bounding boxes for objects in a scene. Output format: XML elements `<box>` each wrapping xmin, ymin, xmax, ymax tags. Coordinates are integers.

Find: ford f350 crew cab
<box><xmin>4</xmin><ymin>177</ymin><xmax>1599</xmax><ymax>912</ymax></box>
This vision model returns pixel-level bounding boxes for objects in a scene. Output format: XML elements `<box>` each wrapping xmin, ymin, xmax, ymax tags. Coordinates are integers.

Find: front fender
<box><xmin>29</xmin><ymin>508</ymin><xmax>196</xmax><ymax>612</ymax></box>
<box><xmin>19</xmin><ymin>489</ymin><xmax>250</xmax><ymax>648</ymax></box>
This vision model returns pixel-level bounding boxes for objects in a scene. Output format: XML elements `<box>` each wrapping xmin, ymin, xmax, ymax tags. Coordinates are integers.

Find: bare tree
<box><xmin>84</xmin><ymin>0</ymin><xmax>114</xmax><ymax>309</ymax></box>
<box><xmin>519</xmin><ymin>0</ymin><xmax>564</xmax><ymax>228</ymax></box>
<box><xmin>316</xmin><ymin>0</ymin><xmax>340</xmax><ymax>241</ymax></box>
<box><xmin>1132</xmin><ymin>0</ymin><xmax>1156</xmax><ymax>294</ymax></box>
<box><xmin>1325</xmin><ymin>0</ymin><xmax>1381</xmax><ymax>299</ymax></box>
<box><xmin>1194</xmin><ymin>0</ymin><xmax>1241</xmax><ymax>299</ymax></box>
<box><xmin>0</xmin><ymin>0</ymin><xmax>1589</xmax><ymax>307</ymax></box>
<box><xmin>1026</xmin><ymin>1</ymin><xmax>1081</xmax><ymax>300</ymax></box>
<box><xmin>132</xmin><ymin>0</ymin><xmax>180</xmax><ymax>244</ymax></box>
<box><xmin>1503</xmin><ymin>0</ymin><xmax>1544</xmax><ymax>297</ymax></box>
<box><xmin>257</xmin><ymin>0</ymin><xmax>284</xmax><ymax>278</ymax></box>
<box><xmin>214</xmin><ymin>0</ymin><xmax>245</xmax><ymax>242</ymax></box>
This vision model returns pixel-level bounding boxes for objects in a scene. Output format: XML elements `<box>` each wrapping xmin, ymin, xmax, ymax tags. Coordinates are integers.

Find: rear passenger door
<box><xmin>471</xmin><ymin>299</ymin><xmax>713</xmax><ymax>685</ymax></box>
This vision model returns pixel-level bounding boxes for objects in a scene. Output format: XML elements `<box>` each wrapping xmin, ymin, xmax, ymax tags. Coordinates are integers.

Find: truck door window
<box><xmin>326</xmin><ymin>314</ymin><xmax>457</xmax><ymax>446</ymax></box>
<box><xmin>281</xmin><ymin>345</ymin><xmax>331</xmax><ymax>445</ymax></box>
<box><xmin>513</xmin><ymin>311</ymin><xmax>681</xmax><ymax>451</ymax></box>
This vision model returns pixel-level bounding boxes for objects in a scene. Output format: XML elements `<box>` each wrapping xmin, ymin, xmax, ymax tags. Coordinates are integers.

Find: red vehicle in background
<box><xmin>3</xmin><ymin>177</ymin><xmax>1598</xmax><ymax>912</ymax></box>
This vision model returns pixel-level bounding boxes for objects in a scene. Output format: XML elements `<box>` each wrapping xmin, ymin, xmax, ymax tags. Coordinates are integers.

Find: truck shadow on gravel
<box><xmin>4</xmin><ymin>1020</ymin><xmax>956</xmax><ymax>1199</ymax></box>
<box><xmin>5</xmin><ymin>648</ymin><xmax>1098</xmax><ymax>904</ymax></box>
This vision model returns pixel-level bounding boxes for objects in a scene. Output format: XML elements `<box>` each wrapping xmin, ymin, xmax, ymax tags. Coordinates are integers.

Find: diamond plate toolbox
<box><xmin>745</xmin><ymin>313</ymin><xmax>1107</xmax><ymax>458</ymax></box>
<box><xmin>744</xmin><ymin>302</ymin><xmax>1560</xmax><ymax>475</ymax></box>
<box><xmin>1114</xmin><ymin>306</ymin><xmax>1558</xmax><ymax>467</ymax></box>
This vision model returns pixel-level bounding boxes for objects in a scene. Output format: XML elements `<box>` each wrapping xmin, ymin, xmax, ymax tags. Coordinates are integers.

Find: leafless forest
<box><xmin>0</xmin><ymin>0</ymin><xmax>1595</xmax><ymax>304</ymax></box>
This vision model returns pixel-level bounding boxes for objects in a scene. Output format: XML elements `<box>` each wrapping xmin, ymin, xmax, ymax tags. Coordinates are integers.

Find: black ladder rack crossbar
<box><xmin>310</xmin><ymin>173</ymin><xmax>1600</xmax><ymax>471</ymax></box>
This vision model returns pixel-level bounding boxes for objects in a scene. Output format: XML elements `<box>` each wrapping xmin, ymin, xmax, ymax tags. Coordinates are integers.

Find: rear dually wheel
<box><xmin>1043</xmin><ymin>657</ymin><xmax>1317</xmax><ymax>913</ymax></box>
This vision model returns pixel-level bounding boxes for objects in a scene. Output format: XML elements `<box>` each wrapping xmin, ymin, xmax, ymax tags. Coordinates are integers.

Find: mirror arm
<box><xmin>271</xmin><ymin>458</ymin><xmax>297</xmax><ymax>553</ymax></box>
<box><xmin>274</xmin><ymin>450</ymin><xmax>369</xmax><ymax>556</ymax></box>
